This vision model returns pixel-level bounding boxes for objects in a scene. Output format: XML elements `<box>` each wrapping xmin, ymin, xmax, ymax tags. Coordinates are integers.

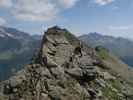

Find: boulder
<box><xmin>102</xmin><ymin>72</ymin><xmax>116</xmax><ymax>80</ymax></box>
<box><xmin>66</xmin><ymin>68</ymin><xmax>83</xmax><ymax>79</ymax></box>
<box><xmin>66</xmin><ymin>67</ymin><xmax>97</xmax><ymax>81</ymax></box>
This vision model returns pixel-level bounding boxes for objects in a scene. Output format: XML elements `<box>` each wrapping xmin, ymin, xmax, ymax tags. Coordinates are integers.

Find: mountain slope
<box><xmin>0</xmin><ymin>26</ymin><xmax>133</xmax><ymax>100</ymax></box>
<box><xmin>94</xmin><ymin>46</ymin><xmax>133</xmax><ymax>82</ymax></box>
<box><xmin>0</xmin><ymin>26</ymin><xmax>41</xmax><ymax>80</ymax></box>
<box><xmin>79</xmin><ymin>33</ymin><xmax>133</xmax><ymax>67</ymax></box>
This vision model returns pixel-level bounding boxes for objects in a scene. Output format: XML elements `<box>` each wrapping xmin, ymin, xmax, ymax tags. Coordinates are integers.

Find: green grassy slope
<box><xmin>95</xmin><ymin>46</ymin><xmax>133</xmax><ymax>84</ymax></box>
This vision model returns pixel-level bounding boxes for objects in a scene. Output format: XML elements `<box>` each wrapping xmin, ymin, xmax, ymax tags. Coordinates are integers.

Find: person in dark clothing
<box><xmin>42</xmin><ymin>56</ymin><xmax>47</xmax><ymax>65</ymax></box>
<box><xmin>74</xmin><ymin>47</ymin><xmax>82</xmax><ymax>56</ymax></box>
<box><xmin>74</xmin><ymin>42</ymin><xmax>83</xmax><ymax>57</ymax></box>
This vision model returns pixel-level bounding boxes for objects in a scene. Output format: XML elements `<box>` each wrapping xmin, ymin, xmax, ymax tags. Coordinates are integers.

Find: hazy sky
<box><xmin>0</xmin><ymin>0</ymin><xmax>133</xmax><ymax>39</ymax></box>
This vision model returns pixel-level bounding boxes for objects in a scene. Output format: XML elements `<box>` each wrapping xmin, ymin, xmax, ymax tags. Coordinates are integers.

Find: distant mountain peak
<box><xmin>89</xmin><ymin>32</ymin><xmax>101</xmax><ymax>36</ymax></box>
<box><xmin>0</xmin><ymin>26</ymin><xmax>41</xmax><ymax>80</ymax></box>
<box><xmin>0</xmin><ymin>26</ymin><xmax>31</xmax><ymax>39</ymax></box>
<box><xmin>79</xmin><ymin>32</ymin><xmax>133</xmax><ymax>67</ymax></box>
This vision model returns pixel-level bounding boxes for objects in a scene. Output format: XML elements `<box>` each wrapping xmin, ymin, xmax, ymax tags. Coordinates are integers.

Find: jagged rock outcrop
<box><xmin>0</xmin><ymin>26</ymin><xmax>133</xmax><ymax>100</ymax></box>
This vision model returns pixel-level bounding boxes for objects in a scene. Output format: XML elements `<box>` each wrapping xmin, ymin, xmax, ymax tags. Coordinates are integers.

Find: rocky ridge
<box><xmin>0</xmin><ymin>26</ymin><xmax>133</xmax><ymax>100</ymax></box>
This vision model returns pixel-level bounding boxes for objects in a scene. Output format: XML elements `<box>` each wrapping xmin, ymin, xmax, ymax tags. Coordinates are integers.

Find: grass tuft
<box><xmin>95</xmin><ymin>46</ymin><xmax>109</xmax><ymax>60</ymax></box>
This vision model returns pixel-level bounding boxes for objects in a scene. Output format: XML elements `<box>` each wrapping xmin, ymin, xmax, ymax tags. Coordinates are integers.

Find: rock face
<box><xmin>0</xmin><ymin>26</ymin><xmax>133</xmax><ymax>100</ymax></box>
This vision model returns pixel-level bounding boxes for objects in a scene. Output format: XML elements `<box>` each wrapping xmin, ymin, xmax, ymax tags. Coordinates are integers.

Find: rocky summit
<box><xmin>0</xmin><ymin>26</ymin><xmax>133</xmax><ymax>100</ymax></box>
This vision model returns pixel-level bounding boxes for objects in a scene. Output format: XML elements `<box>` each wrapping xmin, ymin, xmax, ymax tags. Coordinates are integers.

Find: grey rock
<box><xmin>95</xmin><ymin>79</ymin><xmax>106</xmax><ymax>88</ymax></box>
<box><xmin>50</xmin><ymin>67</ymin><xmax>64</xmax><ymax>79</ymax></box>
<box><xmin>47</xmin><ymin>57</ymin><xmax>58</xmax><ymax>68</ymax></box>
<box><xmin>102</xmin><ymin>72</ymin><xmax>116</xmax><ymax>80</ymax></box>
<box><xmin>41</xmin><ymin>68</ymin><xmax>52</xmax><ymax>78</ymax></box>
<box><xmin>48</xmin><ymin>86</ymin><xmax>64</xmax><ymax>100</ymax></box>
<box><xmin>66</xmin><ymin>67</ymin><xmax>97</xmax><ymax>81</ymax></box>
<box><xmin>87</xmin><ymin>88</ymin><xmax>97</xmax><ymax>99</ymax></box>
<box><xmin>66</xmin><ymin>68</ymin><xmax>83</xmax><ymax>79</ymax></box>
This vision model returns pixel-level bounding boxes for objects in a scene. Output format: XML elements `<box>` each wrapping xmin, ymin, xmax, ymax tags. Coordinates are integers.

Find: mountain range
<box><xmin>0</xmin><ymin>26</ymin><xmax>133</xmax><ymax>100</ymax></box>
<box><xmin>79</xmin><ymin>32</ymin><xmax>133</xmax><ymax>68</ymax></box>
<box><xmin>0</xmin><ymin>26</ymin><xmax>41</xmax><ymax>80</ymax></box>
<box><xmin>1</xmin><ymin>26</ymin><xmax>133</xmax><ymax>81</ymax></box>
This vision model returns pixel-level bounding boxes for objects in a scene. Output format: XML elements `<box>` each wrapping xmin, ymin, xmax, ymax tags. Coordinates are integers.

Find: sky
<box><xmin>0</xmin><ymin>0</ymin><xmax>133</xmax><ymax>39</ymax></box>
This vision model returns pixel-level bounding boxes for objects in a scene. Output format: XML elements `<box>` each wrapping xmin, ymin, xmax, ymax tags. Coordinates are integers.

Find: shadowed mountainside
<box><xmin>0</xmin><ymin>26</ymin><xmax>41</xmax><ymax>80</ymax></box>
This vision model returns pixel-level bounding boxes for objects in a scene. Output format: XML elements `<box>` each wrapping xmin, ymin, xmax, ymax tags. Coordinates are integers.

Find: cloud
<box><xmin>13</xmin><ymin>0</ymin><xmax>58</xmax><ymax>21</ymax></box>
<box><xmin>94</xmin><ymin>0</ymin><xmax>114</xmax><ymax>6</ymax></box>
<box><xmin>0</xmin><ymin>0</ymin><xmax>12</xmax><ymax>8</ymax></box>
<box><xmin>58</xmin><ymin>0</ymin><xmax>79</xmax><ymax>8</ymax></box>
<box><xmin>109</xmin><ymin>24</ymin><xmax>133</xmax><ymax>30</ymax></box>
<box><xmin>0</xmin><ymin>0</ymin><xmax>79</xmax><ymax>21</ymax></box>
<box><xmin>11</xmin><ymin>0</ymin><xmax>79</xmax><ymax>21</ymax></box>
<box><xmin>0</xmin><ymin>17</ymin><xmax>7</xmax><ymax>25</ymax></box>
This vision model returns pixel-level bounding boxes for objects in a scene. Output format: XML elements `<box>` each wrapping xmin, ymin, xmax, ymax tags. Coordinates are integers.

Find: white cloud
<box><xmin>0</xmin><ymin>0</ymin><xmax>12</xmax><ymax>8</ymax></box>
<box><xmin>109</xmin><ymin>24</ymin><xmax>133</xmax><ymax>30</ymax></box>
<box><xmin>0</xmin><ymin>0</ymin><xmax>79</xmax><ymax>21</ymax></box>
<box><xmin>0</xmin><ymin>17</ymin><xmax>7</xmax><ymax>25</ymax></box>
<box><xmin>11</xmin><ymin>0</ymin><xmax>79</xmax><ymax>21</ymax></box>
<box><xmin>58</xmin><ymin>0</ymin><xmax>79</xmax><ymax>8</ymax></box>
<box><xmin>94</xmin><ymin>0</ymin><xmax>114</xmax><ymax>6</ymax></box>
<box><xmin>13</xmin><ymin>0</ymin><xmax>58</xmax><ymax>21</ymax></box>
